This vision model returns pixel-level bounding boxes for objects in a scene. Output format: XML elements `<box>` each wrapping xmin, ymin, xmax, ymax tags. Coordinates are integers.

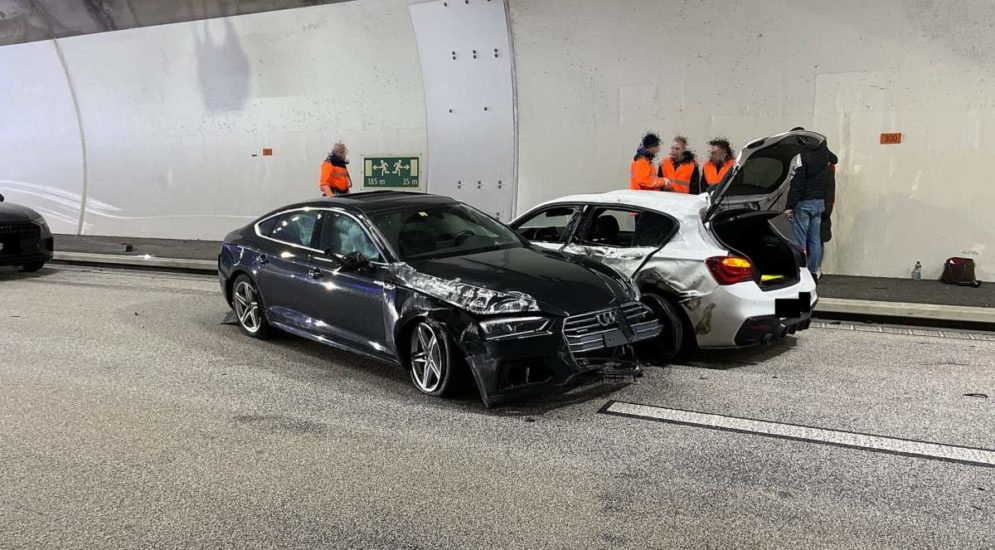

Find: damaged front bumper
<box><xmin>461</xmin><ymin>303</ymin><xmax>662</xmax><ymax>407</ymax></box>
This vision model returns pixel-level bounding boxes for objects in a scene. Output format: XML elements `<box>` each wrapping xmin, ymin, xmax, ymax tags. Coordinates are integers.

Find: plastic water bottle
<box><xmin>912</xmin><ymin>261</ymin><xmax>922</xmax><ymax>280</ymax></box>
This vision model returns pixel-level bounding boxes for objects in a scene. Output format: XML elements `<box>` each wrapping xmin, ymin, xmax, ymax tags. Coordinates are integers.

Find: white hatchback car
<box><xmin>511</xmin><ymin>130</ymin><xmax>822</xmax><ymax>359</ymax></box>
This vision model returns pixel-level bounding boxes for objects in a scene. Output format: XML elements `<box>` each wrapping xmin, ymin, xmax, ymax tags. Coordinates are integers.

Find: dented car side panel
<box><xmin>513</xmin><ymin>189</ymin><xmax>817</xmax><ymax>348</ymax></box>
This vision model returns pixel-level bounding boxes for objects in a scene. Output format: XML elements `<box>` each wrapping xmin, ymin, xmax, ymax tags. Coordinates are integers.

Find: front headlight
<box><xmin>479</xmin><ymin>316</ymin><xmax>550</xmax><ymax>339</ymax></box>
<box><xmin>394</xmin><ymin>264</ymin><xmax>540</xmax><ymax>315</ymax></box>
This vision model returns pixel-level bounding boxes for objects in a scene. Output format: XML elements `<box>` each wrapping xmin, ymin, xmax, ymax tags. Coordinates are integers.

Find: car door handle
<box><xmin>259</xmin><ymin>254</ymin><xmax>269</xmax><ymax>265</ymax></box>
<box><xmin>309</xmin><ymin>267</ymin><xmax>322</xmax><ymax>279</ymax></box>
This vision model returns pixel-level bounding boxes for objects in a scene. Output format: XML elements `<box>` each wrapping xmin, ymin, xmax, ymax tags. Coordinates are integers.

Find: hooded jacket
<box><xmin>659</xmin><ymin>151</ymin><xmax>699</xmax><ymax>194</ymax></box>
<box><xmin>319</xmin><ymin>154</ymin><xmax>351</xmax><ymax>195</ymax></box>
<box><xmin>786</xmin><ymin>142</ymin><xmax>838</xmax><ymax>209</ymax></box>
<box><xmin>629</xmin><ymin>148</ymin><xmax>664</xmax><ymax>191</ymax></box>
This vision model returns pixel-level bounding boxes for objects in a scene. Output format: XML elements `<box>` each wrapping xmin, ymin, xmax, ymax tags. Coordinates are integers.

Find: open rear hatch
<box><xmin>703</xmin><ymin>130</ymin><xmax>826</xmax><ymax>290</ymax></box>
<box><xmin>711</xmin><ymin>209</ymin><xmax>804</xmax><ymax>289</ymax></box>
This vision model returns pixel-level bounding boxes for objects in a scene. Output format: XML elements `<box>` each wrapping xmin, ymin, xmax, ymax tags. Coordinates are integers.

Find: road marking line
<box><xmin>600</xmin><ymin>401</ymin><xmax>995</xmax><ymax>468</ymax></box>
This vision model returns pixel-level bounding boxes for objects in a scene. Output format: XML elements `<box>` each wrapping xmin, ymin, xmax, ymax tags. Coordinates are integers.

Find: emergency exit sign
<box><xmin>363</xmin><ymin>156</ymin><xmax>420</xmax><ymax>188</ymax></box>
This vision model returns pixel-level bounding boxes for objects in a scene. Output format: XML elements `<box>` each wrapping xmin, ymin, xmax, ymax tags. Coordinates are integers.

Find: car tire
<box><xmin>408</xmin><ymin>320</ymin><xmax>460</xmax><ymax>397</ymax></box>
<box><xmin>231</xmin><ymin>274</ymin><xmax>274</xmax><ymax>339</ymax></box>
<box><xmin>21</xmin><ymin>262</ymin><xmax>46</xmax><ymax>273</ymax></box>
<box><xmin>637</xmin><ymin>292</ymin><xmax>685</xmax><ymax>365</ymax></box>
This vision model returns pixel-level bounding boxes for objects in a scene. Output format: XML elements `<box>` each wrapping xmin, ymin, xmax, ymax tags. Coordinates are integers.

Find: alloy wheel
<box><xmin>233</xmin><ymin>280</ymin><xmax>263</xmax><ymax>334</ymax></box>
<box><xmin>410</xmin><ymin>323</ymin><xmax>446</xmax><ymax>393</ymax></box>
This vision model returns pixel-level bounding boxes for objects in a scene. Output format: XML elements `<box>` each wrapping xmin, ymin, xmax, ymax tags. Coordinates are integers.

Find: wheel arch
<box><xmin>224</xmin><ymin>268</ymin><xmax>254</xmax><ymax>306</ymax></box>
<box><xmin>394</xmin><ymin>313</ymin><xmax>430</xmax><ymax>366</ymax></box>
<box><xmin>226</xmin><ymin>269</ymin><xmax>268</xmax><ymax>315</ymax></box>
<box><xmin>636</xmin><ymin>279</ymin><xmax>697</xmax><ymax>349</ymax></box>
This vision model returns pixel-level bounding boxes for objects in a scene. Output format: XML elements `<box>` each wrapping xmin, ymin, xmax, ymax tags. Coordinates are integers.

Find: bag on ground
<box><xmin>940</xmin><ymin>257</ymin><xmax>981</xmax><ymax>287</ymax></box>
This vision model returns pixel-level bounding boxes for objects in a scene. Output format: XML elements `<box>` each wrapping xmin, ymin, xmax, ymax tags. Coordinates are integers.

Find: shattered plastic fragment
<box><xmin>393</xmin><ymin>264</ymin><xmax>539</xmax><ymax>315</ymax></box>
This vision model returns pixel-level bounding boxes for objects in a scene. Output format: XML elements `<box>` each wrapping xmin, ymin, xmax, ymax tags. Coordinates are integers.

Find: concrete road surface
<box><xmin>1</xmin><ymin>265</ymin><xmax>992</xmax><ymax>549</ymax></box>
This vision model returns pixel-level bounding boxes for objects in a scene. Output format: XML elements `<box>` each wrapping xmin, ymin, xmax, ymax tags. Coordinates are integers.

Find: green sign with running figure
<box><xmin>363</xmin><ymin>156</ymin><xmax>420</xmax><ymax>188</ymax></box>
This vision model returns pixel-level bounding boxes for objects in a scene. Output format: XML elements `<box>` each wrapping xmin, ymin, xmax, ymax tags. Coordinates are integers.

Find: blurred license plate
<box><xmin>775</xmin><ymin>292</ymin><xmax>812</xmax><ymax>318</ymax></box>
<box><xmin>603</xmin><ymin>329</ymin><xmax>626</xmax><ymax>348</ymax></box>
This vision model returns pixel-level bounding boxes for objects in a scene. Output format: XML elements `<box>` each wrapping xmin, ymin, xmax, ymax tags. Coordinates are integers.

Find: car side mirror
<box><xmin>335</xmin><ymin>250</ymin><xmax>370</xmax><ymax>272</ymax></box>
<box><xmin>0</xmin><ymin>193</ymin><xmax>5</xmax><ymax>202</ymax></box>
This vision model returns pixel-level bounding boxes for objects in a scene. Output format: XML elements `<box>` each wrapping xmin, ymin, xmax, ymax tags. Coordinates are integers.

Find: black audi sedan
<box><xmin>0</xmin><ymin>193</ymin><xmax>53</xmax><ymax>272</ymax></box>
<box><xmin>219</xmin><ymin>191</ymin><xmax>662</xmax><ymax>406</ymax></box>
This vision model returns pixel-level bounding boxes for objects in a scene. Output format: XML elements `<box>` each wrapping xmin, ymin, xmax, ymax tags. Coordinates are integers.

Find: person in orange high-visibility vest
<box><xmin>659</xmin><ymin>136</ymin><xmax>698</xmax><ymax>194</ymax></box>
<box><xmin>319</xmin><ymin>142</ymin><xmax>352</xmax><ymax>197</ymax></box>
<box><xmin>629</xmin><ymin>133</ymin><xmax>665</xmax><ymax>191</ymax></box>
<box><xmin>700</xmin><ymin>137</ymin><xmax>735</xmax><ymax>193</ymax></box>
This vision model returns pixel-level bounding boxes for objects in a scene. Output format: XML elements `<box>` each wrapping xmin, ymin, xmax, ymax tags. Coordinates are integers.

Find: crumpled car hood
<box><xmin>405</xmin><ymin>246</ymin><xmax>625</xmax><ymax>316</ymax></box>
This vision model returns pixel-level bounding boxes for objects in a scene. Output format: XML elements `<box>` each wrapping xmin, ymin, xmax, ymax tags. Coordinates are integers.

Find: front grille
<box><xmin>0</xmin><ymin>222</ymin><xmax>41</xmax><ymax>256</ymax></box>
<box><xmin>563</xmin><ymin>302</ymin><xmax>659</xmax><ymax>354</ymax></box>
<box><xmin>0</xmin><ymin>222</ymin><xmax>40</xmax><ymax>240</ymax></box>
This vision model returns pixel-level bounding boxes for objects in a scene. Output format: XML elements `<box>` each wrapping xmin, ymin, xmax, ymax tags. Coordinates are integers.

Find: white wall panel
<box><xmin>4</xmin><ymin>0</ymin><xmax>994</xmax><ymax>280</ymax></box>
<box><xmin>0</xmin><ymin>41</ymin><xmax>84</xmax><ymax>234</ymax></box>
<box><xmin>51</xmin><ymin>0</ymin><xmax>426</xmax><ymax>239</ymax></box>
<box><xmin>409</xmin><ymin>0</ymin><xmax>516</xmax><ymax>221</ymax></box>
<box><xmin>510</xmin><ymin>0</ymin><xmax>995</xmax><ymax>280</ymax></box>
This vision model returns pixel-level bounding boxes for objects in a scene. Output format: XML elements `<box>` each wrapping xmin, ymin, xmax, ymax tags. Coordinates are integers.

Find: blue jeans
<box><xmin>790</xmin><ymin>199</ymin><xmax>825</xmax><ymax>276</ymax></box>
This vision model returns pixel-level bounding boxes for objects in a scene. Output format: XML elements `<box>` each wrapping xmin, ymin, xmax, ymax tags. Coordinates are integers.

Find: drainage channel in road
<box><xmin>812</xmin><ymin>320</ymin><xmax>995</xmax><ymax>341</ymax></box>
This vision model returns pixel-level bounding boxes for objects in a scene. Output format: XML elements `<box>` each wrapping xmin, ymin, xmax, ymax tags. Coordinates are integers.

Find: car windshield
<box><xmin>370</xmin><ymin>203</ymin><xmax>525</xmax><ymax>260</ymax></box>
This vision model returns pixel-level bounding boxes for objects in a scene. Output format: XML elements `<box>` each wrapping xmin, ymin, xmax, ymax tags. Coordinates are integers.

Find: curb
<box><xmin>814</xmin><ymin>297</ymin><xmax>995</xmax><ymax>331</ymax></box>
<box><xmin>52</xmin><ymin>251</ymin><xmax>216</xmax><ymax>272</ymax></box>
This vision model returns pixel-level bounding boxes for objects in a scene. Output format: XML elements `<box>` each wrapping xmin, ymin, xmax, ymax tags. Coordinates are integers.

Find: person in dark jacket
<box><xmin>818</xmin><ymin>163</ymin><xmax>837</xmax><ymax>278</ymax></box>
<box><xmin>784</xmin><ymin>127</ymin><xmax>838</xmax><ymax>279</ymax></box>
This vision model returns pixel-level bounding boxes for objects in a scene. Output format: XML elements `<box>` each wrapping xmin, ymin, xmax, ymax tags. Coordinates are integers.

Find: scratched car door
<box><xmin>304</xmin><ymin>211</ymin><xmax>390</xmax><ymax>358</ymax></box>
<box><xmin>562</xmin><ymin>207</ymin><xmax>676</xmax><ymax>278</ymax></box>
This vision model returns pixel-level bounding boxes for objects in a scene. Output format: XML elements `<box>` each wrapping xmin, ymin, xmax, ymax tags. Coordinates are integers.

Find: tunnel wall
<box><xmin>410</xmin><ymin>0</ymin><xmax>519</xmax><ymax>222</ymax></box>
<box><xmin>2</xmin><ymin>0</ymin><xmax>994</xmax><ymax>280</ymax></box>
<box><xmin>0</xmin><ymin>40</ymin><xmax>86</xmax><ymax>234</ymax></box>
<box><xmin>0</xmin><ymin>0</ymin><xmax>426</xmax><ymax>239</ymax></box>
<box><xmin>509</xmin><ymin>0</ymin><xmax>995</xmax><ymax>280</ymax></box>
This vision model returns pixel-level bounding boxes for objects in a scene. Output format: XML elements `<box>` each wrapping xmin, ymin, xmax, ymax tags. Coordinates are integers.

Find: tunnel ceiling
<box><xmin>0</xmin><ymin>0</ymin><xmax>353</xmax><ymax>46</ymax></box>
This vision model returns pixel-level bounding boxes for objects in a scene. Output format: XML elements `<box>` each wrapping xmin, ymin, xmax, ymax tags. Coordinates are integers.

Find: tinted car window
<box><xmin>725</xmin><ymin>157</ymin><xmax>786</xmax><ymax>196</ymax></box>
<box><xmin>261</xmin><ymin>210</ymin><xmax>319</xmax><ymax>248</ymax></box>
<box><xmin>371</xmin><ymin>203</ymin><xmax>524</xmax><ymax>260</ymax></box>
<box><xmin>317</xmin><ymin>212</ymin><xmax>381</xmax><ymax>262</ymax></box>
<box><xmin>577</xmin><ymin>208</ymin><xmax>674</xmax><ymax>248</ymax></box>
<box><xmin>256</xmin><ymin>216</ymin><xmax>279</xmax><ymax>235</ymax></box>
<box><xmin>513</xmin><ymin>206</ymin><xmax>579</xmax><ymax>243</ymax></box>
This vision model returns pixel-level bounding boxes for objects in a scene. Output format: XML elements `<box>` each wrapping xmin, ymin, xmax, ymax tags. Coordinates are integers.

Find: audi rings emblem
<box><xmin>595</xmin><ymin>311</ymin><xmax>617</xmax><ymax>327</ymax></box>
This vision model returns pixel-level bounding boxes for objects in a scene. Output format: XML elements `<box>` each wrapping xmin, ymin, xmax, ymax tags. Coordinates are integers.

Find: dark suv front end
<box><xmin>0</xmin><ymin>198</ymin><xmax>54</xmax><ymax>271</ymax></box>
<box><xmin>459</xmin><ymin>300</ymin><xmax>661</xmax><ymax>405</ymax></box>
<box><xmin>390</xmin><ymin>245</ymin><xmax>662</xmax><ymax>407</ymax></box>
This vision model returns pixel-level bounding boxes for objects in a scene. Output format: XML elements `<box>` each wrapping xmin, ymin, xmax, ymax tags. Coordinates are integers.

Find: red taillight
<box><xmin>706</xmin><ymin>256</ymin><xmax>754</xmax><ymax>285</ymax></box>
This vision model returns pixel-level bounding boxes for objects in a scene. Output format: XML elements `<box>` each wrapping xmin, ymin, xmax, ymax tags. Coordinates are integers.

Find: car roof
<box><xmin>528</xmin><ymin>190</ymin><xmax>709</xmax><ymax>220</ymax></box>
<box><xmin>272</xmin><ymin>191</ymin><xmax>457</xmax><ymax>217</ymax></box>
